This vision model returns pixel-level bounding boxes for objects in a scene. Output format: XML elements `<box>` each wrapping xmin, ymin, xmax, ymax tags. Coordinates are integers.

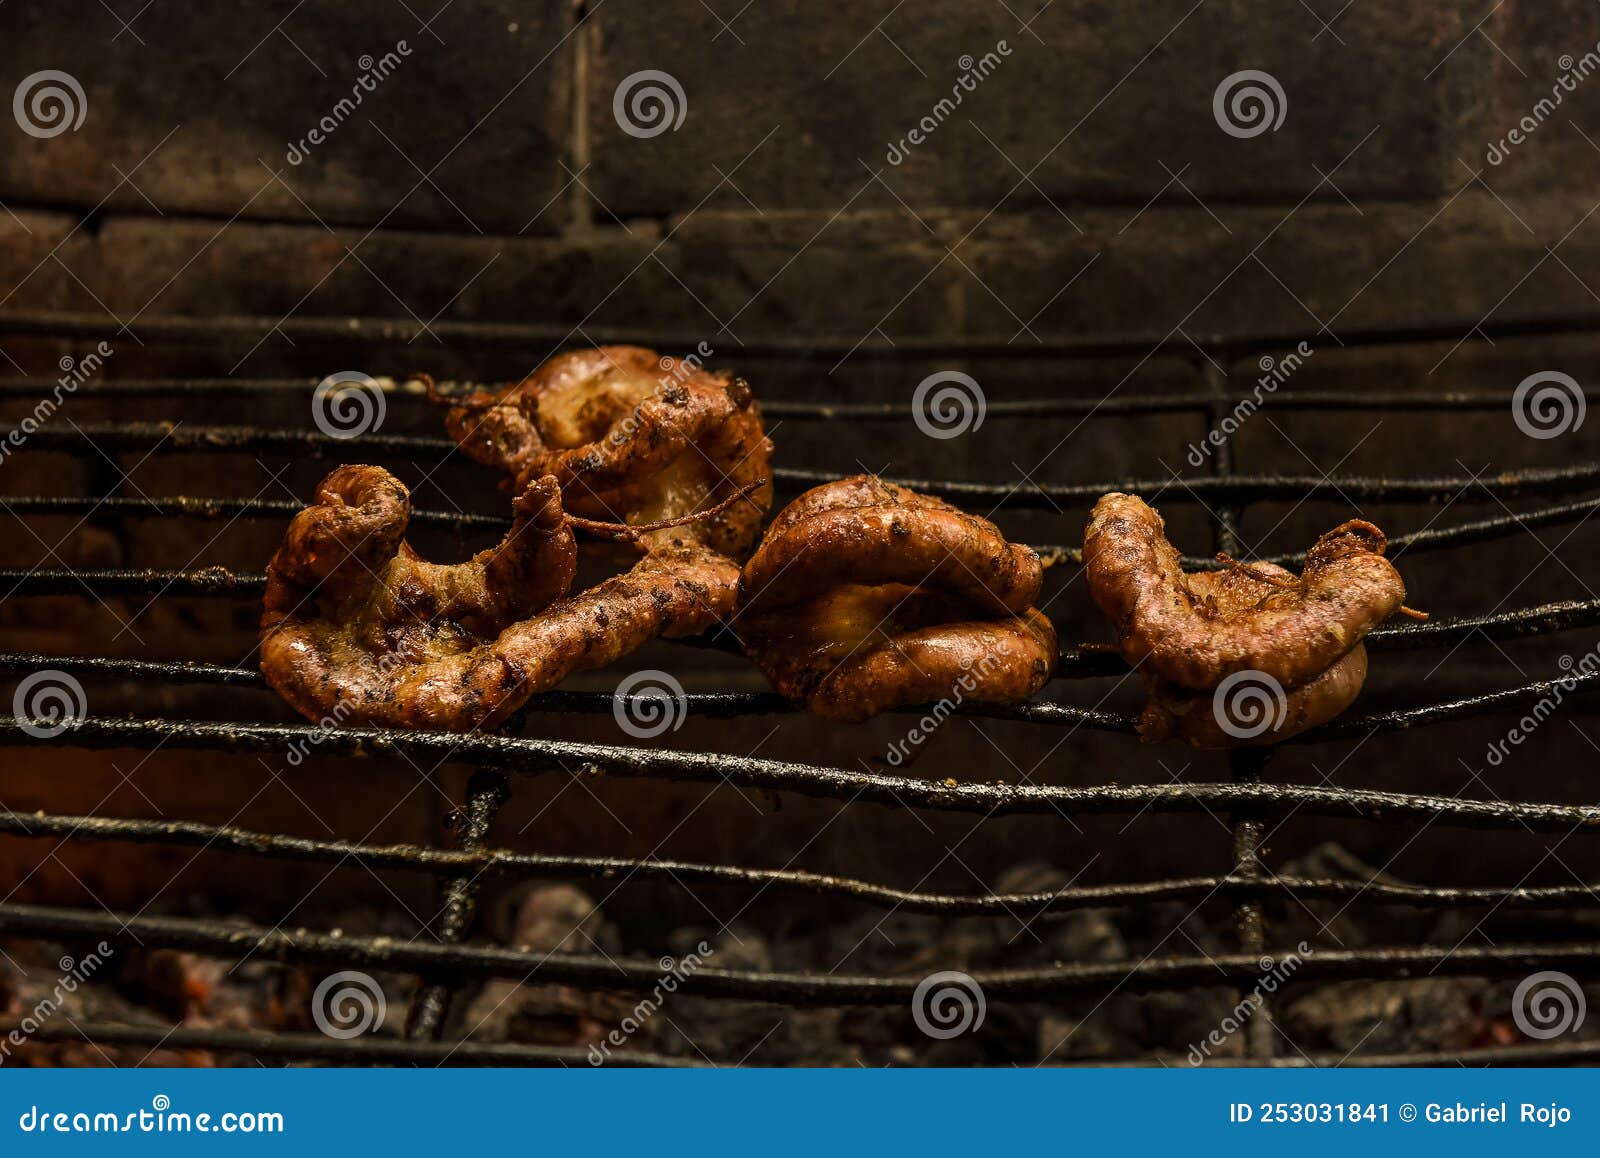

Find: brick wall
<box><xmin>3</xmin><ymin>1</ymin><xmax>1600</xmax><ymax>343</ymax></box>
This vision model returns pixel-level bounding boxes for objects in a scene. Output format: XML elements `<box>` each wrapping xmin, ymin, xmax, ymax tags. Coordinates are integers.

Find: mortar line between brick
<box><xmin>567</xmin><ymin>0</ymin><xmax>595</xmax><ymax>233</ymax></box>
<box><xmin>1</xmin><ymin>188</ymin><xmax>1580</xmax><ymax>248</ymax></box>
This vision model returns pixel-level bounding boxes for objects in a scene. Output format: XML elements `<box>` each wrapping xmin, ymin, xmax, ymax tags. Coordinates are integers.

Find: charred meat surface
<box><xmin>1082</xmin><ymin>492</ymin><xmax>1412</xmax><ymax>747</ymax></box>
<box><xmin>260</xmin><ymin>464</ymin><xmax>738</xmax><ymax>732</ymax></box>
<box><xmin>1084</xmin><ymin>492</ymin><xmax>1406</xmax><ymax>690</ymax></box>
<box><xmin>737</xmin><ymin>474</ymin><xmax>1057</xmax><ymax>721</ymax></box>
<box><xmin>441</xmin><ymin>345</ymin><xmax>774</xmax><ymax>559</ymax></box>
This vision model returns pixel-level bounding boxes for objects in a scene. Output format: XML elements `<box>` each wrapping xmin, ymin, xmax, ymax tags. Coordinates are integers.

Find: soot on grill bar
<box><xmin>2</xmin><ymin>1</ymin><xmax>1600</xmax><ymax>1075</ymax></box>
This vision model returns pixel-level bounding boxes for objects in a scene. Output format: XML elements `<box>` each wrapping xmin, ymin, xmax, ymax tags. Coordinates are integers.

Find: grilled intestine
<box><xmin>1082</xmin><ymin>492</ymin><xmax>1416</xmax><ymax>747</ymax></box>
<box><xmin>736</xmin><ymin>474</ymin><xmax>1057</xmax><ymax>722</ymax></box>
<box><xmin>259</xmin><ymin>465</ymin><xmax>738</xmax><ymax>732</ymax></box>
<box><xmin>438</xmin><ymin>346</ymin><xmax>773</xmax><ymax>560</ymax></box>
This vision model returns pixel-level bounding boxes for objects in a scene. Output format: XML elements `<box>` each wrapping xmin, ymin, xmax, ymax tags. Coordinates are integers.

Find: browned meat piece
<box><xmin>1137</xmin><ymin>561</ymin><xmax>1373</xmax><ymax>746</ymax></box>
<box><xmin>439</xmin><ymin>346</ymin><xmax>774</xmax><ymax>559</ymax></box>
<box><xmin>1082</xmin><ymin>493</ymin><xmax>1417</xmax><ymax>747</ymax></box>
<box><xmin>737</xmin><ymin>475</ymin><xmax>1057</xmax><ymax>721</ymax></box>
<box><xmin>1084</xmin><ymin>492</ymin><xmax>1408</xmax><ymax>690</ymax></box>
<box><xmin>1140</xmin><ymin>644</ymin><xmax>1369</xmax><ymax>748</ymax></box>
<box><xmin>261</xmin><ymin>464</ymin><xmax>738</xmax><ymax>732</ymax></box>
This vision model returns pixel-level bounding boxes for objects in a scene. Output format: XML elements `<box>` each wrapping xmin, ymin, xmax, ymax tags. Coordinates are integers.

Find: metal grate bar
<box><xmin>3</xmin><ymin>580</ymin><xmax>1595</xmax><ymax>659</ymax></box>
<box><xmin>776</xmin><ymin>464</ymin><xmax>1600</xmax><ymax>507</ymax></box>
<box><xmin>0</xmin><ymin>494</ymin><xmax>503</xmax><ymax>530</ymax></box>
<box><xmin>10</xmin><ymin>1016</ymin><xmax>1600</xmax><ymax>1068</ymax></box>
<box><xmin>6</xmin><ymin>375</ymin><xmax>1591</xmax><ymax>417</ymax></box>
<box><xmin>3</xmin><ymin>901</ymin><xmax>1597</xmax><ymax>1003</ymax></box>
<box><xmin>7</xmin><ymin>306</ymin><xmax>1600</xmax><ymax>357</ymax></box>
<box><xmin>4</xmin><ymin>807</ymin><xmax>1596</xmax><ymax>913</ymax></box>
<box><xmin>12</xmin><ymin>425</ymin><xmax>1600</xmax><ymax>507</ymax></box>
<box><xmin>6</xmin><ymin>715</ymin><xmax>1600</xmax><ymax>828</ymax></box>
<box><xmin>0</xmin><ymin>599</ymin><xmax>1588</xmax><ymax>682</ymax></box>
<box><xmin>405</xmin><ymin>769</ymin><xmax>509</xmax><ymax>1040</ymax></box>
<box><xmin>1203</xmin><ymin>360</ymin><xmax>1276</xmax><ymax>1060</ymax></box>
<box><xmin>11</xmin><ymin>493</ymin><xmax>1600</xmax><ymax>568</ymax></box>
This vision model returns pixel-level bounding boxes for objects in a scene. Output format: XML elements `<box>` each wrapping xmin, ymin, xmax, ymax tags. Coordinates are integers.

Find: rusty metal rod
<box><xmin>8</xmin><ymin>1015</ymin><xmax>1598</xmax><ymax>1068</ymax></box>
<box><xmin>4</xmin><ymin>715</ymin><xmax>1600</xmax><ymax>828</ymax></box>
<box><xmin>7</xmin><ymin>305</ymin><xmax>1600</xmax><ymax>358</ymax></box>
<box><xmin>3</xmin><ymin>806</ymin><xmax>1596</xmax><ymax>913</ymax></box>
<box><xmin>12</xmin><ymin>425</ymin><xmax>1600</xmax><ymax>507</ymax></box>
<box><xmin>2</xmin><ymin>901</ymin><xmax>1598</xmax><ymax>1002</ymax></box>
<box><xmin>9</xmin><ymin>492</ymin><xmax>1599</xmax><ymax>569</ymax></box>
<box><xmin>405</xmin><ymin>768</ymin><xmax>509</xmax><ymax>1040</ymax></box>
<box><xmin>3</xmin><ymin>375</ymin><xmax>1583</xmax><ymax>415</ymax></box>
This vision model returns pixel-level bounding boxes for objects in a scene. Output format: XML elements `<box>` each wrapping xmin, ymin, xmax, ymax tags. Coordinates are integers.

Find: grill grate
<box><xmin>2</xmin><ymin>308</ymin><xmax>1599</xmax><ymax>1066</ymax></box>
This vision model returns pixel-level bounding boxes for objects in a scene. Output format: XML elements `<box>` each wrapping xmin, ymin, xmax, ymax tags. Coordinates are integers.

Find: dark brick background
<box><xmin>1</xmin><ymin>0</ymin><xmax>1597</xmax><ymax>344</ymax></box>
